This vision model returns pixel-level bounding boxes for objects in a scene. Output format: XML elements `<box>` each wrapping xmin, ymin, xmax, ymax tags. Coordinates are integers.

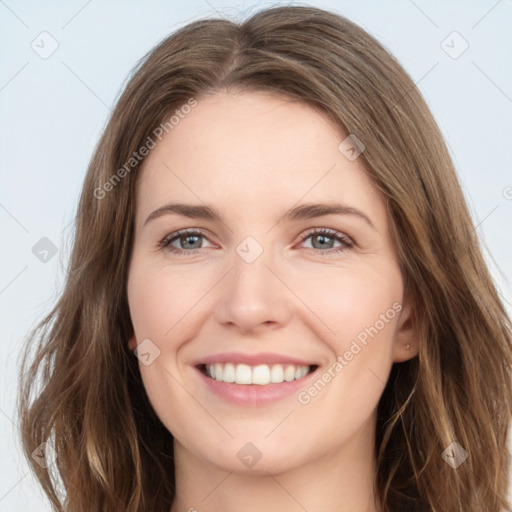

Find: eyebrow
<box><xmin>143</xmin><ymin>202</ymin><xmax>376</xmax><ymax>230</ymax></box>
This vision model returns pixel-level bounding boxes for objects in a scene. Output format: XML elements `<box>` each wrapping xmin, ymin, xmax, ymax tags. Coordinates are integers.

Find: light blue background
<box><xmin>1</xmin><ymin>1</ymin><xmax>511</xmax><ymax>509</ymax></box>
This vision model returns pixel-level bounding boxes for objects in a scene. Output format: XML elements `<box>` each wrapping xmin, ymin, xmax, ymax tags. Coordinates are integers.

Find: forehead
<box><xmin>135</xmin><ymin>91</ymin><xmax>388</xmax><ymax>233</ymax></box>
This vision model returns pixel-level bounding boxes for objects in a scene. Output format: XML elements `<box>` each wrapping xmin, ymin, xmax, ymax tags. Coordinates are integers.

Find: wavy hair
<box><xmin>18</xmin><ymin>5</ymin><xmax>512</xmax><ymax>511</ymax></box>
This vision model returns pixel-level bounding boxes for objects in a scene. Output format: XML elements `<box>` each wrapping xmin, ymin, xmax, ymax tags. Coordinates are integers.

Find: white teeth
<box><xmin>235</xmin><ymin>364</ymin><xmax>252</xmax><ymax>384</ymax></box>
<box><xmin>252</xmin><ymin>365</ymin><xmax>270</xmax><ymax>385</ymax></box>
<box><xmin>214</xmin><ymin>363</ymin><xmax>223</xmax><ymax>381</ymax></box>
<box><xmin>284</xmin><ymin>365</ymin><xmax>296</xmax><ymax>382</ymax></box>
<box><xmin>270</xmin><ymin>364</ymin><xmax>284</xmax><ymax>383</ymax></box>
<box><xmin>223</xmin><ymin>363</ymin><xmax>235</xmax><ymax>383</ymax></box>
<box><xmin>205</xmin><ymin>363</ymin><xmax>311</xmax><ymax>385</ymax></box>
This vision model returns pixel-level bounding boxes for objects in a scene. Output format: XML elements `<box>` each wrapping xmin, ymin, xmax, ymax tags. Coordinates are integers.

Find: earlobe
<box><xmin>393</xmin><ymin>302</ymin><xmax>419</xmax><ymax>362</ymax></box>
<box><xmin>128</xmin><ymin>335</ymin><xmax>137</xmax><ymax>351</ymax></box>
<box><xmin>393</xmin><ymin>340</ymin><xmax>419</xmax><ymax>362</ymax></box>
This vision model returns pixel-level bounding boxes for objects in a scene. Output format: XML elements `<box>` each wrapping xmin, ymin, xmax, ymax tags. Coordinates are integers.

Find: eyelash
<box><xmin>158</xmin><ymin>228</ymin><xmax>354</xmax><ymax>257</ymax></box>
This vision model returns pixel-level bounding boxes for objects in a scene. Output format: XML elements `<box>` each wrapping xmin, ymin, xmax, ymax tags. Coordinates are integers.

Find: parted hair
<box><xmin>18</xmin><ymin>5</ymin><xmax>512</xmax><ymax>511</ymax></box>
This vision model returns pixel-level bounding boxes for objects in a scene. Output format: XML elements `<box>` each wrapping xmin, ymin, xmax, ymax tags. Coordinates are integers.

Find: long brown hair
<box><xmin>18</xmin><ymin>5</ymin><xmax>512</xmax><ymax>511</ymax></box>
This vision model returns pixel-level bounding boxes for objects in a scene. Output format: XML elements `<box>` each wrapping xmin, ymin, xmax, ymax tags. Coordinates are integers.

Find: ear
<box><xmin>393</xmin><ymin>301</ymin><xmax>419</xmax><ymax>363</ymax></box>
<box><xmin>128</xmin><ymin>335</ymin><xmax>137</xmax><ymax>352</ymax></box>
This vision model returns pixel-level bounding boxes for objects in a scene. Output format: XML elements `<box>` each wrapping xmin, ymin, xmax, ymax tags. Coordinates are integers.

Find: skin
<box><xmin>127</xmin><ymin>90</ymin><xmax>418</xmax><ymax>512</ymax></box>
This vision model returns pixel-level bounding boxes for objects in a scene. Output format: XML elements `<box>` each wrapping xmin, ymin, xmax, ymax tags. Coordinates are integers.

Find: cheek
<box><xmin>288</xmin><ymin>262</ymin><xmax>402</xmax><ymax>409</ymax></box>
<box><xmin>286</xmin><ymin>260</ymin><xmax>403</xmax><ymax>348</ymax></box>
<box><xmin>128</xmin><ymin>259</ymin><xmax>216</xmax><ymax>342</ymax></box>
<box><xmin>126</xmin><ymin>260</ymin><xmax>213</xmax><ymax>433</ymax></box>
<box><xmin>289</xmin><ymin>263</ymin><xmax>402</xmax><ymax>418</ymax></box>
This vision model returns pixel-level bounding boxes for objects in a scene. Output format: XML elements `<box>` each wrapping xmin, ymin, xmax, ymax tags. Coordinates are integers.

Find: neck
<box><xmin>170</xmin><ymin>412</ymin><xmax>381</xmax><ymax>512</ymax></box>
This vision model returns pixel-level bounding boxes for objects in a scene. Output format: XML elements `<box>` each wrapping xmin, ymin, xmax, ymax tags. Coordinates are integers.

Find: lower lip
<box><xmin>195</xmin><ymin>366</ymin><xmax>318</xmax><ymax>407</ymax></box>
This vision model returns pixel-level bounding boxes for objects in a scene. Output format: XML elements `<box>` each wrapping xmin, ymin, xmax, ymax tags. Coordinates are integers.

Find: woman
<box><xmin>18</xmin><ymin>5</ymin><xmax>512</xmax><ymax>511</ymax></box>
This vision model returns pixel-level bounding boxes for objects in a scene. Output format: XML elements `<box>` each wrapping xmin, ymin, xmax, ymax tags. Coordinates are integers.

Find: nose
<box><xmin>214</xmin><ymin>247</ymin><xmax>293</xmax><ymax>334</ymax></box>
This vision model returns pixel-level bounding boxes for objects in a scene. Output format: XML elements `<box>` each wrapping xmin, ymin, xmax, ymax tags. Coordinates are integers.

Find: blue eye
<box><xmin>299</xmin><ymin>228</ymin><xmax>353</xmax><ymax>255</ymax></box>
<box><xmin>159</xmin><ymin>229</ymin><xmax>211</xmax><ymax>254</ymax></box>
<box><xmin>158</xmin><ymin>228</ymin><xmax>353</xmax><ymax>256</ymax></box>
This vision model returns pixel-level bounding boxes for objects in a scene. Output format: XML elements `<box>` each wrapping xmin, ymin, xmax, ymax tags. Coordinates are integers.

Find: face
<box><xmin>127</xmin><ymin>90</ymin><xmax>417</xmax><ymax>475</ymax></box>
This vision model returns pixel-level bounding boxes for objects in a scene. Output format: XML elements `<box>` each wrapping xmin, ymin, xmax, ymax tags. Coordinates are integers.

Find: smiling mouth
<box><xmin>199</xmin><ymin>363</ymin><xmax>318</xmax><ymax>385</ymax></box>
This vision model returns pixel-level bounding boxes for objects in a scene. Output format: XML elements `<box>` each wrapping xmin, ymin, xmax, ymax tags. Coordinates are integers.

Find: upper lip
<box><xmin>192</xmin><ymin>352</ymin><xmax>317</xmax><ymax>367</ymax></box>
